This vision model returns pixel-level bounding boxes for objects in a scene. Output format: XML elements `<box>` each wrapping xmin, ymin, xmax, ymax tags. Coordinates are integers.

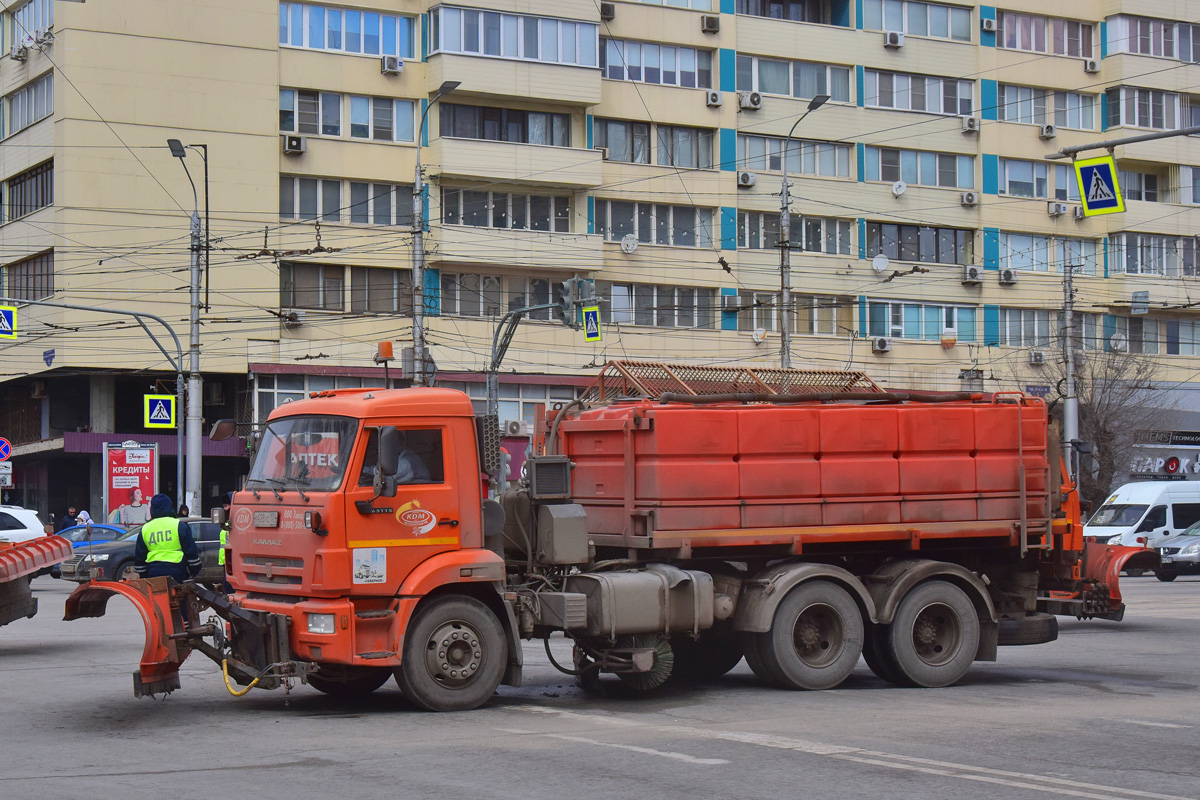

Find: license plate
<box><xmin>253</xmin><ymin>511</ymin><xmax>280</xmax><ymax>528</ymax></box>
<box><xmin>1160</xmin><ymin>556</ymin><xmax>1173</xmax><ymax>564</ymax></box>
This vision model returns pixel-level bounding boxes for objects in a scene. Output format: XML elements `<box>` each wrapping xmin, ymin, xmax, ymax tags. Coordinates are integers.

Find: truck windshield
<box><xmin>248</xmin><ymin>416</ymin><xmax>359</xmax><ymax>492</ymax></box>
<box><xmin>1088</xmin><ymin>504</ymin><xmax>1148</xmax><ymax>527</ymax></box>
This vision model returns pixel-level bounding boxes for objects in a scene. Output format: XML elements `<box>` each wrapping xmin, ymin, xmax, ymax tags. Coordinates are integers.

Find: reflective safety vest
<box><xmin>219</xmin><ymin>525</ymin><xmax>228</xmax><ymax>566</ymax></box>
<box><xmin>141</xmin><ymin>517</ymin><xmax>184</xmax><ymax>564</ymax></box>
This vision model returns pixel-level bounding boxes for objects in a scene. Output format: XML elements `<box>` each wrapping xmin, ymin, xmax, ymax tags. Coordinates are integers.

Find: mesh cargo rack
<box><xmin>579</xmin><ymin>360</ymin><xmax>883</xmax><ymax>403</ymax></box>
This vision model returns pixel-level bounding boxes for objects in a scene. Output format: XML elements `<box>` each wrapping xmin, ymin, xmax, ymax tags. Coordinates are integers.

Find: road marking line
<box><xmin>1121</xmin><ymin>720</ymin><xmax>1193</xmax><ymax>729</ymax></box>
<box><xmin>518</xmin><ymin>707</ymin><xmax>642</xmax><ymax>727</ymax></box>
<box><xmin>542</xmin><ymin>733</ymin><xmax>729</xmax><ymax>765</ymax></box>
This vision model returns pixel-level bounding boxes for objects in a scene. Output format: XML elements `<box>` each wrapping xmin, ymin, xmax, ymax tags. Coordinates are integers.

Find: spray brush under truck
<box><xmin>64</xmin><ymin>364</ymin><xmax>1153</xmax><ymax>710</ymax></box>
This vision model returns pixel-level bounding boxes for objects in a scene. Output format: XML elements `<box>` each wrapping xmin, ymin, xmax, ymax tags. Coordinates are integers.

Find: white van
<box><xmin>1085</xmin><ymin>482</ymin><xmax>1200</xmax><ymax>546</ymax></box>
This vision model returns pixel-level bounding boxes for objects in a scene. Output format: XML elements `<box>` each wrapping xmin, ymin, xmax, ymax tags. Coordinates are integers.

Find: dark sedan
<box><xmin>44</xmin><ymin>523</ymin><xmax>130</xmax><ymax>578</ymax></box>
<box><xmin>59</xmin><ymin>519</ymin><xmax>224</xmax><ymax>585</ymax></box>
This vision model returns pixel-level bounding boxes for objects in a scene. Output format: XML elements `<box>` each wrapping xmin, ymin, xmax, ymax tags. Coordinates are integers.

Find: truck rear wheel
<box><xmin>670</xmin><ymin>628</ymin><xmax>743</xmax><ymax>682</ymax></box>
<box><xmin>883</xmin><ymin>580</ymin><xmax>978</xmax><ymax>688</ymax></box>
<box><xmin>749</xmin><ymin>580</ymin><xmax>864</xmax><ymax>691</ymax></box>
<box><xmin>395</xmin><ymin>596</ymin><xmax>507</xmax><ymax>712</ymax></box>
<box><xmin>307</xmin><ymin>665</ymin><xmax>392</xmax><ymax>697</ymax></box>
<box><xmin>862</xmin><ymin>625</ymin><xmax>903</xmax><ymax>685</ymax></box>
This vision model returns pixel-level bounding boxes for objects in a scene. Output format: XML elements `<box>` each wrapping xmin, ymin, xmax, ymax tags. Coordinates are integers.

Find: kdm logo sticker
<box><xmin>395</xmin><ymin>500</ymin><xmax>436</xmax><ymax>535</ymax></box>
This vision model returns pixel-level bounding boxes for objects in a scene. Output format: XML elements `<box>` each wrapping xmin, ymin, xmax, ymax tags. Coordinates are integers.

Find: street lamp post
<box><xmin>779</xmin><ymin>94</ymin><xmax>830</xmax><ymax>370</ymax></box>
<box><xmin>411</xmin><ymin>81</ymin><xmax>461</xmax><ymax>387</ymax></box>
<box><xmin>167</xmin><ymin>139</ymin><xmax>206</xmax><ymax>510</ymax></box>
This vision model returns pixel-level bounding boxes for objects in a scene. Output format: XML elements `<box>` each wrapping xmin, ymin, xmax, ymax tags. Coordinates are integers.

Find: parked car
<box><xmin>1154</xmin><ymin>522</ymin><xmax>1200</xmax><ymax>582</ymax></box>
<box><xmin>58</xmin><ymin>519</ymin><xmax>224</xmax><ymax>585</ymax></box>
<box><xmin>44</xmin><ymin>523</ymin><xmax>130</xmax><ymax>578</ymax></box>
<box><xmin>0</xmin><ymin>506</ymin><xmax>48</xmax><ymax>545</ymax></box>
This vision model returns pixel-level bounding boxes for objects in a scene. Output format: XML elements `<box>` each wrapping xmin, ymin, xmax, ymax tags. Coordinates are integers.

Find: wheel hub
<box><xmin>792</xmin><ymin>603</ymin><xmax>843</xmax><ymax>667</ymax></box>
<box><xmin>425</xmin><ymin>621</ymin><xmax>483</xmax><ymax>688</ymax></box>
<box><xmin>910</xmin><ymin>603</ymin><xmax>962</xmax><ymax>666</ymax></box>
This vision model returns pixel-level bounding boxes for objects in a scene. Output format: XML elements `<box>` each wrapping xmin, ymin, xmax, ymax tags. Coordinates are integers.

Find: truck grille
<box><xmin>241</xmin><ymin>555</ymin><xmax>304</xmax><ymax>586</ymax></box>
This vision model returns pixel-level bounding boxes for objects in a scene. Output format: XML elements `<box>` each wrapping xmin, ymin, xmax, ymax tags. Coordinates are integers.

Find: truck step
<box><xmin>356</xmin><ymin>651</ymin><xmax>396</xmax><ymax>660</ymax></box>
<box><xmin>355</xmin><ymin>609</ymin><xmax>396</xmax><ymax>619</ymax></box>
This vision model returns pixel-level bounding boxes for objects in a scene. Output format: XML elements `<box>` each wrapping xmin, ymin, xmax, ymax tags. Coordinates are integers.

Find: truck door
<box><xmin>1135</xmin><ymin>504</ymin><xmax>1169</xmax><ymax>546</ymax></box>
<box><xmin>345</xmin><ymin>426</ymin><xmax>461</xmax><ymax>590</ymax></box>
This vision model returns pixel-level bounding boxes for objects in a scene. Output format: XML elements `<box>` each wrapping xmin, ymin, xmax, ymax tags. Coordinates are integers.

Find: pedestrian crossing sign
<box><xmin>144</xmin><ymin>394</ymin><xmax>176</xmax><ymax>429</ymax></box>
<box><xmin>582</xmin><ymin>305</ymin><xmax>601</xmax><ymax>342</ymax></box>
<box><xmin>0</xmin><ymin>305</ymin><xmax>16</xmax><ymax>340</ymax></box>
<box><xmin>1074</xmin><ymin>155</ymin><xmax>1125</xmax><ymax>217</ymax></box>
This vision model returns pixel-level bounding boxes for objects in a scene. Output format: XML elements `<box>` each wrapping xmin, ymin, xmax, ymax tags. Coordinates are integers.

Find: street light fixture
<box><xmin>410</xmin><ymin>81</ymin><xmax>461</xmax><ymax>387</ymax></box>
<box><xmin>779</xmin><ymin>94</ymin><xmax>830</xmax><ymax>370</ymax></box>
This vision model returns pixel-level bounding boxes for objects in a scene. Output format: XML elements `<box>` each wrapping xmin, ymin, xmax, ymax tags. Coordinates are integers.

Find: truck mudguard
<box><xmin>733</xmin><ymin>562</ymin><xmax>877</xmax><ymax>633</ymax></box>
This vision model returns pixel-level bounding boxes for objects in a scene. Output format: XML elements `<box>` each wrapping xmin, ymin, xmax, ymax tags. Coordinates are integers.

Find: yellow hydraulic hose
<box><xmin>222</xmin><ymin>659</ymin><xmax>260</xmax><ymax>697</ymax></box>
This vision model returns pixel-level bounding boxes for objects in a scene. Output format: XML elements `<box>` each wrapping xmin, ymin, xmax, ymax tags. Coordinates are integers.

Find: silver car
<box><xmin>1154</xmin><ymin>523</ymin><xmax>1200</xmax><ymax>582</ymax></box>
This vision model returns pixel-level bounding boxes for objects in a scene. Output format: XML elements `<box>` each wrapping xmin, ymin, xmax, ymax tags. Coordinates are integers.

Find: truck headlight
<box><xmin>1181</xmin><ymin>543</ymin><xmax>1200</xmax><ymax>556</ymax></box>
<box><xmin>306</xmin><ymin>613</ymin><xmax>336</xmax><ymax>634</ymax></box>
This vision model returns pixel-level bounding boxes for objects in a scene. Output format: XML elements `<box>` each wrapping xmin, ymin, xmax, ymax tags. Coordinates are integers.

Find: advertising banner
<box><xmin>104</xmin><ymin>442</ymin><xmax>158</xmax><ymax>526</ymax></box>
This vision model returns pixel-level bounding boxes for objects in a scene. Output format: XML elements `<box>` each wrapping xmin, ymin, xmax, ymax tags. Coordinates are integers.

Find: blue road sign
<box><xmin>582</xmin><ymin>306</ymin><xmax>602</xmax><ymax>342</ymax></box>
<box><xmin>0</xmin><ymin>438</ymin><xmax>11</xmax><ymax>461</ymax></box>
<box><xmin>43</xmin><ymin>349</ymin><xmax>55</xmax><ymax>367</ymax></box>
<box><xmin>0</xmin><ymin>305</ymin><xmax>15</xmax><ymax>340</ymax></box>
<box><xmin>1074</xmin><ymin>155</ymin><xmax>1125</xmax><ymax>216</ymax></box>
<box><xmin>144</xmin><ymin>395</ymin><xmax>176</xmax><ymax>429</ymax></box>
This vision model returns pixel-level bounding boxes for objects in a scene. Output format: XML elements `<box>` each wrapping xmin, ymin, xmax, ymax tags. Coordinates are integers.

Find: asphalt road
<box><xmin>4</xmin><ymin>576</ymin><xmax>1198</xmax><ymax>800</ymax></box>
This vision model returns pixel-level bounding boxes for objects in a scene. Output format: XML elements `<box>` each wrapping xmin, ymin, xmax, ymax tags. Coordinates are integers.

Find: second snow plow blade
<box><xmin>0</xmin><ymin>536</ymin><xmax>73</xmax><ymax>629</ymax></box>
<box><xmin>64</xmin><ymin>578</ymin><xmax>193</xmax><ymax>697</ymax></box>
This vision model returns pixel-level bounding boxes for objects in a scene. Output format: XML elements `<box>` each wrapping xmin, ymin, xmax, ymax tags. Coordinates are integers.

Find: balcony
<box><xmin>431</xmin><ymin>224</ymin><xmax>604</xmax><ymax>272</ymax></box>
<box><xmin>429</xmin><ymin>138</ymin><xmax>602</xmax><ymax>188</ymax></box>
<box><xmin>427</xmin><ymin>53</ymin><xmax>601</xmax><ymax>106</ymax></box>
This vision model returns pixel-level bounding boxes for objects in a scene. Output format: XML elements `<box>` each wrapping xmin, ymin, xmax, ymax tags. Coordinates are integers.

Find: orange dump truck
<box><xmin>65</xmin><ymin>370</ymin><xmax>1152</xmax><ymax>711</ymax></box>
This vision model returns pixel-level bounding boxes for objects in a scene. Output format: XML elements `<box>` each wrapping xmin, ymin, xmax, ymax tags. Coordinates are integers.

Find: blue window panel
<box><xmin>421</xmin><ymin>11</ymin><xmax>429</xmax><ymax>61</ymax></box>
<box><xmin>982</xmin><ymin>153</ymin><xmax>998</xmax><ymax>195</ymax></box>
<box><xmin>720</xmin><ymin>128</ymin><xmax>737</xmax><ymax>171</ymax></box>
<box><xmin>721</xmin><ymin>288</ymin><xmax>738</xmax><ymax>331</ymax></box>
<box><xmin>424</xmin><ymin>268</ymin><xmax>441</xmax><ymax>315</ymax></box>
<box><xmin>1103</xmin><ymin>315</ymin><xmax>1116</xmax><ymax>351</ymax></box>
<box><xmin>983</xmin><ymin>305</ymin><xmax>999</xmax><ymax>346</ymax></box>
<box><xmin>857</xmin><ymin>218</ymin><xmax>866</xmax><ymax>259</ymax></box>
<box><xmin>1100</xmin><ymin>91</ymin><xmax>1109</xmax><ymax>130</ymax></box>
<box><xmin>855</xmin><ymin>0</ymin><xmax>864</xmax><ymax>30</ymax></box>
<box><xmin>721</xmin><ymin>0</ymin><xmax>735</xmax><ymax>13</ymax></box>
<box><xmin>855</xmin><ymin>65</ymin><xmax>865</xmax><ymax>108</ymax></box>
<box><xmin>1100</xmin><ymin>21</ymin><xmax>1107</xmax><ymax>58</ymax></box>
<box><xmin>903</xmin><ymin>305</ymin><xmax>921</xmax><ymax>339</ymax></box>
<box><xmin>856</xmin><ymin>142</ymin><xmax>866</xmax><ymax>182</ymax></box>
<box><xmin>981</xmin><ymin>80</ymin><xmax>997</xmax><ymax>121</ymax></box>
<box><xmin>720</xmin><ymin>207</ymin><xmax>738</xmax><ymax>250</ymax></box>
<box><xmin>832</xmin><ymin>0</ymin><xmax>850</xmax><ymax>27</ymax></box>
<box><xmin>1103</xmin><ymin>236</ymin><xmax>1109</xmax><ymax>277</ymax></box>
<box><xmin>957</xmin><ymin>308</ymin><xmax>977</xmax><ymax>343</ymax></box>
<box><xmin>983</xmin><ymin>228</ymin><xmax>1000</xmax><ymax>270</ymax></box>
<box><xmin>858</xmin><ymin>296</ymin><xmax>867</xmax><ymax>336</ymax></box>
<box><xmin>587</xmin><ymin>196</ymin><xmax>595</xmax><ymax>234</ymax></box>
<box><xmin>586</xmin><ymin>114</ymin><xmax>594</xmax><ymax>150</ymax></box>
<box><xmin>719</xmin><ymin>49</ymin><xmax>736</xmax><ymax>93</ymax></box>
<box><xmin>421</xmin><ymin>98</ymin><xmax>429</xmax><ymax>145</ymax></box>
<box><xmin>980</xmin><ymin>6</ymin><xmax>996</xmax><ymax>48</ymax></box>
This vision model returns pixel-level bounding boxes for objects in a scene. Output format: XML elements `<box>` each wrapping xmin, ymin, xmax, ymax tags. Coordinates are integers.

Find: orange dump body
<box><xmin>562</xmin><ymin>395</ymin><xmax>1056</xmax><ymax>553</ymax></box>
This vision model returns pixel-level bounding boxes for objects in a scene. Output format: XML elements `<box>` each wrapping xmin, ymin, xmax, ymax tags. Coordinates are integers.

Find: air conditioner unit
<box><xmin>504</xmin><ymin>420</ymin><xmax>528</xmax><ymax>436</ymax></box>
<box><xmin>1047</xmin><ymin>202</ymin><xmax>1069</xmax><ymax>217</ymax></box>
<box><xmin>962</xmin><ymin>264</ymin><xmax>983</xmax><ymax>285</ymax></box>
<box><xmin>737</xmin><ymin>171</ymin><xmax>757</xmax><ymax>188</ymax></box>
<box><xmin>705</xmin><ymin>90</ymin><xmax>723</xmax><ymax>108</ymax></box>
<box><xmin>1083</xmin><ymin>58</ymin><xmax>1100</xmax><ymax>74</ymax></box>
<box><xmin>961</xmin><ymin>116</ymin><xmax>980</xmax><ymax>134</ymax></box>
<box><xmin>283</xmin><ymin>135</ymin><xmax>306</xmax><ymax>155</ymax></box>
<box><xmin>872</xmin><ymin>337</ymin><xmax>892</xmax><ymax>354</ymax></box>
<box><xmin>721</xmin><ymin>295</ymin><xmax>747</xmax><ymax>310</ymax></box>
<box><xmin>999</xmin><ymin>267</ymin><xmax>1018</xmax><ymax>285</ymax></box>
<box><xmin>738</xmin><ymin>91</ymin><xmax>763</xmax><ymax>110</ymax></box>
<box><xmin>204</xmin><ymin>383</ymin><xmax>226</xmax><ymax>406</ymax></box>
<box><xmin>9</xmin><ymin>44</ymin><xmax>27</xmax><ymax>62</ymax></box>
<box><xmin>1039</xmin><ymin>123</ymin><xmax>1058</xmax><ymax>140</ymax></box>
<box><xmin>380</xmin><ymin>55</ymin><xmax>402</xmax><ymax>75</ymax></box>
<box><xmin>594</xmin><ymin>145</ymin><xmax>610</xmax><ymax>160</ymax></box>
<box><xmin>961</xmin><ymin>191</ymin><xmax>978</xmax><ymax>207</ymax></box>
<box><xmin>30</xmin><ymin>380</ymin><xmax>46</xmax><ymax>399</ymax></box>
<box><xmin>34</xmin><ymin>28</ymin><xmax>52</xmax><ymax>45</ymax></box>
<box><xmin>981</xmin><ymin>18</ymin><xmax>997</xmax><ymax>33</ymax></box>
<box><xmin>701</xmin><ymin>15</ymin><xmax>720</xmax><ymax>34</ymax></box>
<box><xmin>883</xmin><ymin>31</ymin><xmax>905</xmax><ymax>48</ymax></box>
<box><xmin>1073</xmin><ymin>205</ymin><xmax>1086</xmax><ymax>220</ymax></box>
<box><xmin>600</xmin><ymin>2</ymin><xmax>616</xmax><ymax>21</ymax></box>
<box><xmin>1029</xmin><ymin>350</ymin><xmax>1046</xmax><ymax>366</ymax></box>
<box><xmin>283</xmin><ymin>310</ymin><xmax>306</xmax><ymax>328</ymax></box>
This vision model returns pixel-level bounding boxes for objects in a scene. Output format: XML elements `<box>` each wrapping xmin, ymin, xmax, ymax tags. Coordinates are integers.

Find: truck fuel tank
<box><xmin>563</xmin><ymin>565</ymin><xmax>714</xmax><ymax>638</ymax></box>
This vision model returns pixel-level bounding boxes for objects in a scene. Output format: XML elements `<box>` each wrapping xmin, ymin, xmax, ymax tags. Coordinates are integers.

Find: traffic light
<box><xmin>553</xmin><ymin>278</ymin><xmax>577</xmax><ymax>327</ymax></box>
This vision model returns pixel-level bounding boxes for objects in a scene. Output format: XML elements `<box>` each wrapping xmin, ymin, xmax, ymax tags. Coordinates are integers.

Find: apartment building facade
<box><xmin>1</xmin><ymin>0</ymin><xmax>1199</xmax><ymax>516</ymax></box>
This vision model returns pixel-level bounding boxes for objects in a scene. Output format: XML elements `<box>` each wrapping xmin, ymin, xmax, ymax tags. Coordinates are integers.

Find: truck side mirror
<box><xmin>209</xmin><ymin>419</ymin><xmax>237</xmax><ymax>442</ymax></box>
<box><xmin>211</xmin><ymin>507</ymin><xmax>226</xmax><ymax>526</ymax></box>
<box><xmin>378</xmin><ymin>426</ymin><xmax>400</xmax><ymax>477</ymax></box>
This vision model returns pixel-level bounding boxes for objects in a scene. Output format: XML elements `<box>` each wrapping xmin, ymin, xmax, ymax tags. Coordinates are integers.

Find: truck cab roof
<box><xmin>267</xmin><ymin>387</ymin><xmax>475</xmax><ymax>421</ymax></box>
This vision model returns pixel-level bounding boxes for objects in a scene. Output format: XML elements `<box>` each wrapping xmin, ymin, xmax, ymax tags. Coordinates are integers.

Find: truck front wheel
<box><xmin>747</xmin><ymin>580</ymin><xmax>864</xmax><ymax>690</ymax></box>
<box><xmin>882</xmin><ymin>580</ymin><xmax>979</xmax><ymax>688</ymax></box>
<box><xmin>307</xmin><ymin>665</ymin><xmax>392</xmax><ymax>697</ymax></box>
<box><xmin>395</xmin><ymin>596</ymin><xmax>507</xmax><ymax>712</ymax></box>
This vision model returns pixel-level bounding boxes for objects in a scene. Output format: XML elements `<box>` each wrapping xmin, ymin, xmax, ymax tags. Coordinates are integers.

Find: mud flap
<box><xmin>1074</xmin><ymin>541</ymin><xmax>1159</xmax><ymax>620</ymax></box>
<box><xmin>64</xmin><ymin>578</ymin><xmax>190</xmax><ymax>697</ymax></box>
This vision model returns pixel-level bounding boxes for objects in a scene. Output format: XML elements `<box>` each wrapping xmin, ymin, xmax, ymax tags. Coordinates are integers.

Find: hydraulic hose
<box><xmin>222</xmin><ymin>659</ymin><xmax>260</xmax><ymax>697</ymax></box>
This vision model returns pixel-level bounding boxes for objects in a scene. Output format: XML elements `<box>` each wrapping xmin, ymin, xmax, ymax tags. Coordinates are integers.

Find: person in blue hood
<box><xmin>133</xmin><ymin>493</ymin><xmax>202</xmax><ymax>582</ymax></box>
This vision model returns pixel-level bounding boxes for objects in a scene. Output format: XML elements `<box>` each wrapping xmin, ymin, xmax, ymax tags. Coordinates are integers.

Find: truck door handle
<box><xmin>438</xmin><ymin>519</ymin><xmax>460</xmax><ymax>527</ymax></box>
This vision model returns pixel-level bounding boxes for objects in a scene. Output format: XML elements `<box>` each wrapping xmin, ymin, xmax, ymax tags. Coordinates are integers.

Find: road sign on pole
<box><xmin>582</xmin><ymin>306</ymin><xmax>602</xmax><ymax>342</ymax></box>
<box><xmin>0</xmin><ymin>438</ymin><xmax>11</xmax><ymax>461</ymax></box>
<box><xmin>0</xmin><ymin>306</ymin><xmax>15</xmax><ymax>340</ymax></box>
<box><xmin>144</xmin><ymin>395</ymin><xmax>176</xmax><ymax>429</ymax></box>
<box><xmin>1074</xmin><ymin>155</ymin><xmax>1125</xmax><ymax>216</ymax></box>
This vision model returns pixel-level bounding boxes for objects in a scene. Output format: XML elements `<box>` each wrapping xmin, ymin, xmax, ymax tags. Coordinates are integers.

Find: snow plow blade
<box><xmin>0</xmin><ymin>536</ymin><xmax>73</xmax><ymax>629</ymax></box>
<box><xmin>1076</xmin><ymin>540</ymin><xmax>1159</xmax><ymax>621</ymax></box>
<box><xmin>64</xmin><ymin>578</ymin><xmax>192</xmax><ymax>697</ymax></box>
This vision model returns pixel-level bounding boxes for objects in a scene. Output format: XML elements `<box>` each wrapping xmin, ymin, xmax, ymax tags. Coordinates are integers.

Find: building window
<box><xmin>631</xmin><ymin>0</ymin><xmax>712</xmax><ymax>8</ymax></box>
<box><xmin>735</xmin><ymin>0</ymin><xmax>849</xmax><ymax>26</ymax></box>
<box><xmin>996</xmin><ymin>85</ymin><xmax>1096</xmax><ymax>130</ymax></box>
<box><xmin>736</xmin><ymin>135</ymin><xmax>850</xmax><ymax>178</ymax></box>
<box><xmin>997</xmin><ymin>158</ymin><xmax>1048</xmax><ymax>198</ymax></box>
<box><xmin>595</xmin><ymin>200</ymin><xmax>714</xmax><ymax>248</ymax></box>
<box><xmin>279</xmin><ymin>178</ymin><xmax>414</xmax><ymax>225</ymax></box>
<box><xmin>596</xmin><ymin>282</ymin><xmax>718</xmax><ymax>329</ymax></box>
<box><xmin>12</xmin><ymin>0</ymin><xmax>53</xmax><ymax>40</ymax></box>
<box><xmin>736</xmin><ymin>56</ymin><xmax>850</xmax><ymax>102</ymax></box>
<box><xmin>593</xmin><ymin>119</ymin><xmax>650</xmax><ymax>164</ymax></box>
<box><xmin>1000</xmin><ymin>233</ymin><xmax>1100</xmax><ymax>274</ymax></box>
<box><xmin>280</xmin><ymin>262</ymin><xmax>344</xmax><ymax>310</ymax></box>
<box><xmin>279</xmin><ymin>3</ymin><xmax>415</xmax><ymax>59</ymax></box>
<box><xmin>796</xmin><ymin>295</ymin><xmax>854</xmax><ymax>336</ymax></box>
<box><xmin>440</xmin><ymin>103</ymin><xmax>570</xmax><ymax>147</ymax></box>
<box><xmin>602</xmin><ymin>39</ymin><xmax>714</xmax><ymax>89</ymax></box>
<box><xmin>440</xmin><ymin>272</ymin><xmax>504</xmax><ymax>317</ymax></box>
<box><xmin>865</xmin><ymin>222</ymin><xmax>972</xmax><ymax>265</ymax></box>
<box><xmin>279</xmin><ymin>89</ymin><xmax>340</xmax><ymax>136</ymax></box>
<box><xmin>432</xmin><ymin>7</ymin><xmax>598</xmax><ymax>67</ymax></box>
<box><xmin>256</xmin><ymin>373</ymin><xmax>371</xmax><ymax>422</ymax></box>
<box><xmin>1107</xmin><ymin>16</ymin><xmax>1200</xmax><ymax>64</ymax></box>
<box><xmin>4</xmin><ymin>72</ymin><xmax>53</xmax><ymax>138</ymax></box>
<box><xmin>1189</xmin><ymin>167</ymin><xmax>1200</xmax><ymax>205</ymax></box>
<box><xmin>737</xmin><ymin>211</ymin><xmax>852</xmax><ymax>254</ymax></box>
<box><xmin>2</xmin><ymin>250</ymin><xmax>53</xmax><ymax>300</ymax></box>
<box><xmin>1165</xmin><ymin>320</ymin><xmax>1200</xmax><ymax>355</ymax></box>
<box><xmin>441</xmin><ymin>189</ymin><xmax>570</xmax><ymax>232</ymax></box>
<box><xmin>864</xmin><ymin>70</ymin><xmax>972</xmax><ymax>115</ymax></box>
<box><xmin>350</xmin><ymin>267</ymin><xmax>412</xmax><ymax>314</ymax></box>
<box><xmin>279</xmin><ymin>176</ymin><xmax>341</xmax><ymax>221</ymax></box>
<box><xmin>1052</xmin><ymin>164</ymin><xmax>1081</xmax><ymax>202</ymax></box>
<box><xmin>1112</xmin><ymin>233</ymin><xmax>1200</xmax><ymax>277</ymax></box>
<box><xmin>862</xmin><ymin>0</ymin><xmax>971</xmax><ymax>41</ymax></box>
<box><xmin>1114</xmin><ymin>316</ymin><xmax>1160</xmax><ymax>355</ymax></box>
<box><xmin>868</xmin><ymin>301</ymin><xmax>976</xmax><ymax>342</ymax></box>
<box><xmin>349</xmin><ymin>96</ymin><xmax>415</xmax><ymax>142</ymax></box>
<box><xmin>864</xmin><ymin>147</ymin><xmax>974</xmax><ymax>189</ymax></box>
<box><xmin>349</xmin><ymin>182</ymin><xmax>414</xmax><ymax>226</ymax></box>
<box><xmin>439</xmin><ymin>380</ymin><xmax>581</xmax><ymax>426</ymax></box>
<box><xmin>656</xmin><ymin>126</ymin><xmax>713</xmax><ymax>169</ymax></box>
<box><xmin>1106</xmin><ymin>87</ymin><xmax>1180</xmax><ymax>130</ymax></box>
<box><xmin>1120</xmin><ymin>170</ymin><xmax>1160</xmax><ymax>202</ymax></box>
<box><xmin>997</xmin><ymin>12</ymin><xmax>1094</xmax><ymax>57</ymax></box>
<box><xmin>4</xmin><ymin>161</ymin><xmax>52</xmax><ymax>222</ymax></box>
<box><xmin>997</xmin><ymin>308</ymin><xmax>1053</xmax><ymax>347</ymax></box>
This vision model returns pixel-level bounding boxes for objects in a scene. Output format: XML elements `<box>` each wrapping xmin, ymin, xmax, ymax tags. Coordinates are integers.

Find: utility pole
<box><xmin>1062</xmin><ymin>263</ymin><xmax>1079</xmax><ymax>479</ymax></box>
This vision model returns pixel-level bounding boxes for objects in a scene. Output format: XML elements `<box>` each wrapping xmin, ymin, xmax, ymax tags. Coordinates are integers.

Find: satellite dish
<box><xmin>891</xmin><ymin>180</ymin><xmax>907</xmax><ymax>197</ymax></box>
<box><xmin>1109</xmin><ymin>332</ymin><xmax>1128</xmax><ymax>353</ymax></box>
<box><xmin>751</xmin><ymin>327</ymin><xmax>767</xmax><ymax>344</ymax></box>
<box><xmin>620</xmin><ymin>234</ymin><xmax>639</xmax><ymax>254</ymax></box>
<box><xmin>871</xmin><ymin>254</ymin><xmax>890</xmax><ymax>273</ymax></box>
